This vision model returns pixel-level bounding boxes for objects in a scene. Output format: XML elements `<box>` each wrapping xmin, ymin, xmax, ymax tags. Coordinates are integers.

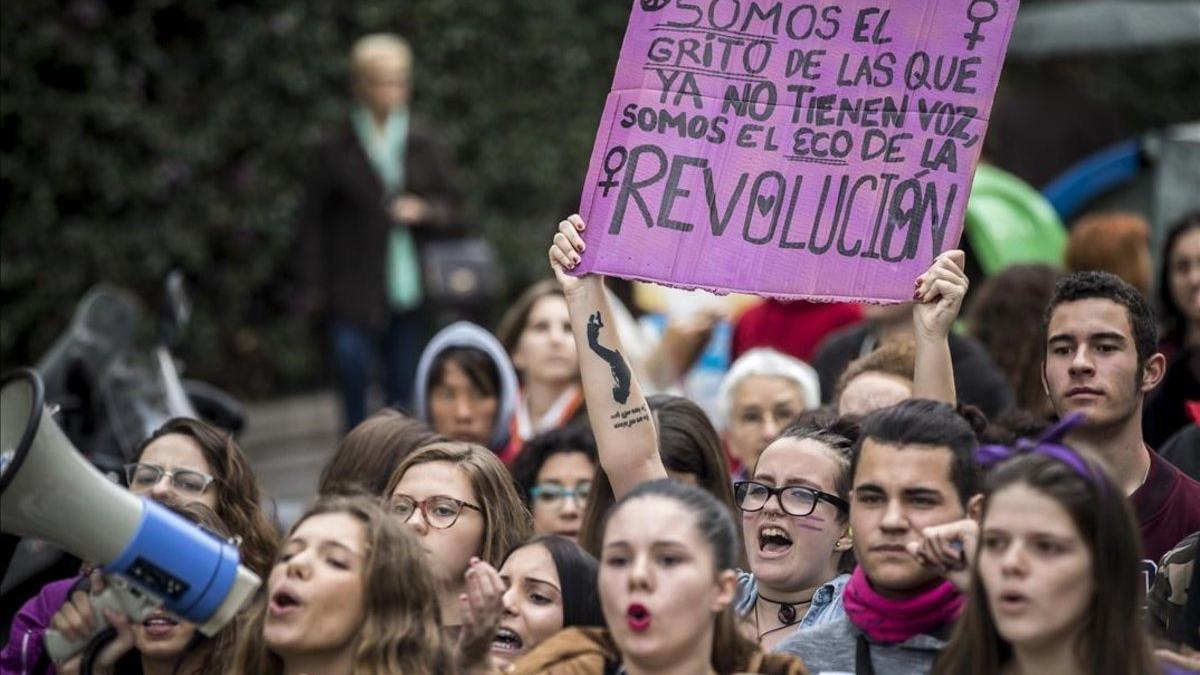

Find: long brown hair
<box><xmin>966</xmin><ymin>264</ymin><xmax>1061</xmax><ymax>416</ymax></box>
<box><xmin>384</xmin><ymin>441</ymin><xmax>532</xmax><ymax>567</ymax></box>
<box><xmin>495</xmin><ymin>279</ymin><xmax>565</xmax><ymax>359</ymax></box>
<box><xmin>579</xmin><ymin>395</ymin><xmax>742</xmax><ymax>566</ymax></box>
<box><xmin>318</xmin><ymin>409</ymin><xmax>445</xmax><ymax>497</ymax></box>
<box><xmin>136</xmin><ymin>418</ymin><xmax>279</xmax><ymax>578</ymax></box>
<box><xmin>230</xmin><ymin>495</ymin><xmax>456</xmax><ymax>675</ymax></box>
<box><xmin>934</xmin><ymin>452</ymin><xmax>1155</xmax><ymax>675</ymax></box>
<box><xmin>607</xmin><ymin>480</ymin><xmax>759</xmax><ymax>673</ymax></box>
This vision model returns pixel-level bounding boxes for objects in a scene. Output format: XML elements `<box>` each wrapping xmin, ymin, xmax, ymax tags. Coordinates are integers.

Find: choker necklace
<box><xmin>758</xmin><ymin>593</ymin><xmax>810</xmax><ymax>625</ymax></box>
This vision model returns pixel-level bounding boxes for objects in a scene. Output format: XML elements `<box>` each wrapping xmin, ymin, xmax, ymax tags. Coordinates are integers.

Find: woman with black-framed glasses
<box><xmin>732</xmin><ymin>417</ymin><xmax>858</xmax><ymax>651</ymax></box>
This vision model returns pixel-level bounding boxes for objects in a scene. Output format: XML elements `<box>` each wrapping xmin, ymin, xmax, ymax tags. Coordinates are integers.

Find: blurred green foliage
<box><xmin>1</xmin><ymin>0</ymin><xmax>629</xmax><ymax>396</ymax></box>
<box><xmin>2</xmin><ymin>0</ymin><xmax>1196</xmax><ymax>398</ymax></box>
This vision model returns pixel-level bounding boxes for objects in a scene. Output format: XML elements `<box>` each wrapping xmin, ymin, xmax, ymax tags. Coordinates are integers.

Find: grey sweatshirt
<box><xmin>775</xmin><ymin>612</ymin><xmax>948</xmax><ymax>675</ymax></box>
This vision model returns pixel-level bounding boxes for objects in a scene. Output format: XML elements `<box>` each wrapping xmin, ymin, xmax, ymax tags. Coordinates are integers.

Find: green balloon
<box><xmin>965</xmin><ymin>165</ymin><xmax>1066</xmax><ymax>275</ymax></box>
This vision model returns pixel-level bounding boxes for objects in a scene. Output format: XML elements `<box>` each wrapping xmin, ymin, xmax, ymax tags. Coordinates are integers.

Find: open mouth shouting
<box><xmin>268</xmin><ymin>586</ymin><xmax>303</xmax><ymax>618</ymax></box>
<box><xmin>758</xmin><ymin>525</ymin><xmax>794</xmax><ymax>558</ymax></box>
<box><xmin>490</xmin><ymin>627</ymin><xmax>526</xmax><ymax>654</ymax></box>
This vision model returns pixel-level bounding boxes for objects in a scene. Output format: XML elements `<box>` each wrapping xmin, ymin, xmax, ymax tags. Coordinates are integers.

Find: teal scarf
<box><xmin>352</xmin><ymin>106</ymin><xmax>422</xmax><ymax>311</ymax></box>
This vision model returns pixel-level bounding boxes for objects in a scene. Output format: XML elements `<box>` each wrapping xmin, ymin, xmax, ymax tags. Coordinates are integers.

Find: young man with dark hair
<box><xmin>777</xmin><ymin>399</ymin><xmax>982</xmax><ymax>673</ymax></box>
<box><xmin>1041</xmin><ymin>271</ymin><xmax>1200</xmax><ymax>562</ymax></box>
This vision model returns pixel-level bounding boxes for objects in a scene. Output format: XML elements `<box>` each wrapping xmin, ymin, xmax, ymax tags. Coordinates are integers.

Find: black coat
<box><xmin>295</xmin><ymin>119</ymin><xmax>458</xmax><ymax>331</ymax></box>
<box><xmin>813</xmin><ymin>323</ymin><xmax>1015</xmax><ymax>419</ymax></box>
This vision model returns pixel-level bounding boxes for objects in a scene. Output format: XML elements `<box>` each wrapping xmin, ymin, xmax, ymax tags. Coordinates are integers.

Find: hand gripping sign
<box><xmin>575</xmin><ymin>0</ymin><xmax>1019</xmax><ymax>303</ymax></box>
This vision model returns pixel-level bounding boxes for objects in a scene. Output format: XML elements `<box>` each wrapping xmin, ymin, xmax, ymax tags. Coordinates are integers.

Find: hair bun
<box><xmin>955</xmin><ymin>403</ymin><xmax>990</xmax><ymax>437</ymax></box>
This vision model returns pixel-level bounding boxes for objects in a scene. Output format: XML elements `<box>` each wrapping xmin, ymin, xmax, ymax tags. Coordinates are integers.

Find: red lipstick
<box><xmin>627</xmin><ymin>603</ymin><xmax>651</xmax><ymax>632</ymax></box>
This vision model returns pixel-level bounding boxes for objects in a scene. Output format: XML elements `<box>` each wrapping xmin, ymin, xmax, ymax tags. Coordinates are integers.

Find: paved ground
<box><xmin>238</xmin><ymin>390</ymin><xmax>342</xmax><ymax>528</ymax></box>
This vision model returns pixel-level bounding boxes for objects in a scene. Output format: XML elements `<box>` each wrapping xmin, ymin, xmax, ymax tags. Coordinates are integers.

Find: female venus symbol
<box><xmin>963</xmin><ymin>0</ymin><xmax>998</xmax><ymax>51</ymax></box>
<box><xmin>598</xmin><ymin>146</ymin><xmax>627</xmax><ymax>198</ymax></box>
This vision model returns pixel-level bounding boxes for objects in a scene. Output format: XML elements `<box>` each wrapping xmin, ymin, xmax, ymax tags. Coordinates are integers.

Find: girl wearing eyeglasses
<box><xmin>384</xmin><ymin>441</ymin><xmax>531</xmax><ymax>664</ymax></box>
<box><xmin>733</xmin><ymin>419</ymin><xmax>857</xmax><ymax>650</ymax></box>
<box><xmin>509</xmin><ymin>426</ymin><xmax>598</xmax><ymax>542</ymax></box>
<box><xmin>123</xmin><ymin>418</ymin><xmax>279</xmax><ymax>579</ymax></box>
<box><xmin>2</xmin><ymin>418</ymin><xmax>278</xmax><ymax>675</ymax></box>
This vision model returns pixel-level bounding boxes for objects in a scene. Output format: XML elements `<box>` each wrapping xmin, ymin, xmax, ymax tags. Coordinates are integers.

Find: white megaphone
<box><xmin>0</xmin><ymin>368</ymin><xmax>260</xmax><ymax>658</ymax></box>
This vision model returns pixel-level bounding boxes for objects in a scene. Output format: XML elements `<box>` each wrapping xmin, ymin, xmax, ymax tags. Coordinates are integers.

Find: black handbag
<box><xmin>420</xmin><ymin>236</ymin><xmax>505</xmax><ymax>307</ymax></box>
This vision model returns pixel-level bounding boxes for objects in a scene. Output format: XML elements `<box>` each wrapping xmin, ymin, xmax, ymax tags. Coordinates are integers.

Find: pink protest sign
<box><xmin>576</xmin><ymin>0</ymin><xmax>1019</xmax><ymax>302</ymax></box>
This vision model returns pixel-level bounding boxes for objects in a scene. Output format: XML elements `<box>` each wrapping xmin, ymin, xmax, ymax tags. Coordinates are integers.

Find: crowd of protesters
<box><xmin>2</xmin><ymin>32</ymin><xmax>1199</xmax><ymax>675</ymax></box>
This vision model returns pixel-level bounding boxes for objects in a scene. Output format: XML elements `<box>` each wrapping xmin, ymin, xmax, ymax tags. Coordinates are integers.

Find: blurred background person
<box><xmin>295</xmin><ymin>33</ymin><xmax>458</xmax><ymax>430</ymax></box>
<box><xmin>730</xmin><ymin>297</ymin><xmax>863</xmax><ymax>364</ymax></box>
<box><xmin>496</xmin><ymin>280</ymin><xmax>585</xmax><ymax>463</ymax></box>
<box><xmin>1064</xmin><ymin>211</ymin><xmax>1153</xmax><ymax>297</ymax></box>
<box><xmin>412</xmin><ymin>321</ymin><xmax>519</xmax><ymax>453</ymax></box>
<box><xmin>316</xmin><ymin>408</ymin><xmax>444</xmax><ymax>497</ymax></box>
<box><xmin>966</xmin><ymin>264</ymin><xmax>1062</xmax><ymax>419</ymax></box>
<box><xmin>833</xmin><ymin>339</ymin><xmax>917</xmax><ymax>418</ymax></box>
<box><xmin>1145</xmin><ymin>211</ymin><xmax>1200</xmax><ymax>450</ymax></box>
<box><xmin>718</xmin><ymin>348</ymin><xmax>820</xmax><ymax>480</ymax></box>
<box><xmin>1158</xmin><ymin>211</ymin><xmax>1200</xmax><ymax>354</ymax></box>
<box><xmin>813</xmin><ymin>300</ymin><xmax>1013</xmax><ymax>419</ymax></box>
<box><xmin>509</xmin><ymin>425</ymin><xmax>598</xmax><ymax>542</ymax></box>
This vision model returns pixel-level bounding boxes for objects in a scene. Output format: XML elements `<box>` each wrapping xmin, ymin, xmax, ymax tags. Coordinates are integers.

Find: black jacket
<box><xmin>813</xmin><ymin>323</ymin><xmax>1015</xmax><ymax>419</ymax></box>
<box><xmin>295</xmin><ymin>119</ymin><xmax>458</xmax><ymax>330</ymax></box>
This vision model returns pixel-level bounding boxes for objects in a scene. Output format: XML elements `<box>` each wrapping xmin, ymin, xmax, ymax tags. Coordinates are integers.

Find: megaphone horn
<box><xmin>0</xmin><ymin>368</ymin><xmax>260</xmax><ymax>640</ymax></box>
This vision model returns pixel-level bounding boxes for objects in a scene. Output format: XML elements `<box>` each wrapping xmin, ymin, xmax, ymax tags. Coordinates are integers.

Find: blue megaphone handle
<box><xmin>104</xmin><ymin>499</ymin><xmax>240</xmax><ymax>623</ymax></box>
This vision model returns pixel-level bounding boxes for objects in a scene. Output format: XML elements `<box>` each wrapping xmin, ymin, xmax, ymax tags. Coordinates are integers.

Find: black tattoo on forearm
<box><xmin>587</xmin><ymin>311</ymin><xmax>631</xmax><ymax>404</ymax></box>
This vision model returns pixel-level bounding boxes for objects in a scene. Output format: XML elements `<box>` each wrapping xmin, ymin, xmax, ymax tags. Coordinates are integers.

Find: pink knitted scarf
<box><xmin>842</xmin><ymin>565</ymin><xmax>964</xmax><ymax>644</ymax></box>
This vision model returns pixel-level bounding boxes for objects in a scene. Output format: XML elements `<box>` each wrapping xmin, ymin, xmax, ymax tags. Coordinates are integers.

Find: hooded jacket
<box><xmin>412</xmin><ymin>321</ymin><xmax>519</xmax><ymax>451</ymax></box>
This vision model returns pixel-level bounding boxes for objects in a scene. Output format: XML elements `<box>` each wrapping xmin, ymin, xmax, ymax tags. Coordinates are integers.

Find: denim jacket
<box><xmin>735</xmin><ymin>571</ymin><xmax>850</xmax><ymax>629</ymax></box>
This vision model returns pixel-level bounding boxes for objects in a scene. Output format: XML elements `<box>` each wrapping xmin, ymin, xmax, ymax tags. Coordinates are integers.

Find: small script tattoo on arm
<box><xmin>610</xmin><ymin>404</ymin><xmax>649</xmax><ymax>431</ymax></box>
<box><xmin>587</xmin><ymin>311</ymin><xmax>632</xmax><ymax>404</ymax></box>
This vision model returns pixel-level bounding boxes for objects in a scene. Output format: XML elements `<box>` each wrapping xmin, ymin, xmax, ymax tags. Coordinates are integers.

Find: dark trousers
<box><xmin>330</xmin><ymin>308</ymin><xmax>424</xmax><ymax>431</ymax></box>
